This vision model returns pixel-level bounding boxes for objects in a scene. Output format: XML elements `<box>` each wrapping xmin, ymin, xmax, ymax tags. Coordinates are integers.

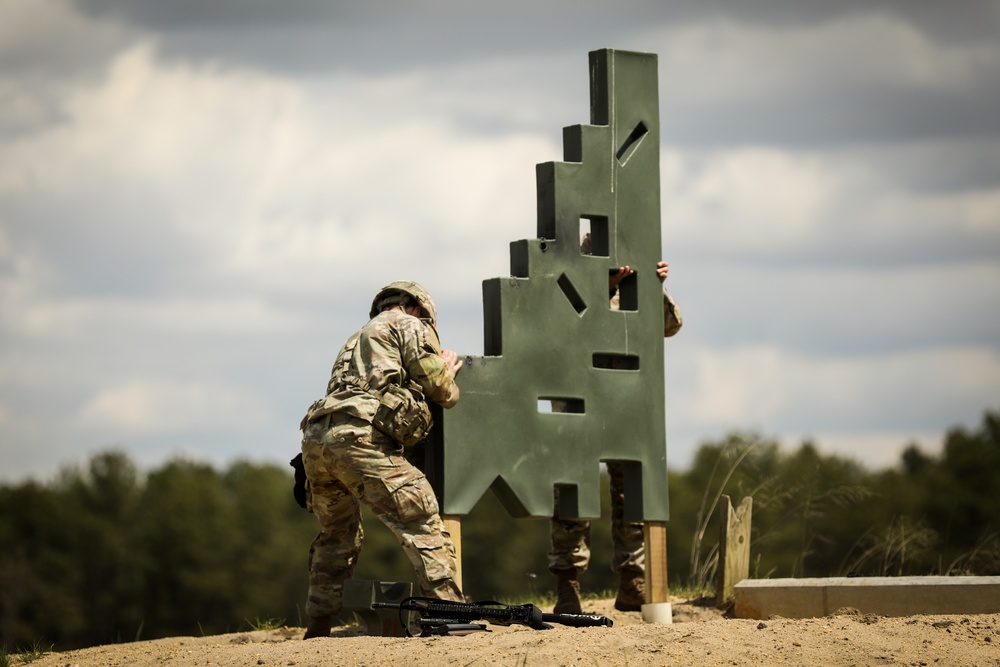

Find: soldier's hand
<box><xmin>609</xmin><ymin>265</ymin><xmax>634</xmax><ymax>291</ymax></box>
<box><xmin>656</xmin><ymin>261</ymin><xmax>669</xmax><ymax>282</ymax></box>
<box><xmin>441</xmin><ymin>349</ymin><xmax>464</xmax><ymax>377</ymax></box>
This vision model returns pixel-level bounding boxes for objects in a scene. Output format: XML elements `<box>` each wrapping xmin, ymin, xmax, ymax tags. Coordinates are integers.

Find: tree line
<box><xmin>1</xmin><ymin>409</ymin><xmax>997</xmax><ymax>651</ymax></box>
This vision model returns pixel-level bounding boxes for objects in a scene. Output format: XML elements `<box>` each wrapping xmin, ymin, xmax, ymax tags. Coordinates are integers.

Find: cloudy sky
<box><xmin>2</xmin><ymin>0</ymin><xmax>999</xmax><ymax>483</ymax></box>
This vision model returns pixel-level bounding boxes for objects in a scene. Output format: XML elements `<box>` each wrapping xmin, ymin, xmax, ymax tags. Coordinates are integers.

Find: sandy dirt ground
<box><xmin>27</xmin><ymin>597</ymin><xmax>1000</xmax><ymax>667</ymax></box>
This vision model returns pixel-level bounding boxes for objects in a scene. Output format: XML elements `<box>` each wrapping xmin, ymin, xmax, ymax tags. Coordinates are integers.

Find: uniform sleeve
<box><xmin>663</xmin><ymin>287</ymin><xmax>683</xmax><ymax>338</ymax></box>
<box><xmin>400</xmin><ymin>318</ymin><xmax>461</xmax><ymax>408</ymax></box>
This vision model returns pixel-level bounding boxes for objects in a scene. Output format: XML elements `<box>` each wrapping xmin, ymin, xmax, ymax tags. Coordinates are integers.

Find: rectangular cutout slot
<box><xmin>483</xmin><ymin>279</ymin><xmax>503</xmax><ymax>355</ymax></box>
<box><xmin>557</xmin><ymin>273</ymin><xmax>587</xmax><ymax>315</ymax></box>
<box><xmin>538</xmin><ymin>397</ymin><xmax>585</xmax><ymax>413</ymax></box>
<box><xmin>616</xmin><ymin>270</ymin><xmax>638</xmax><ymax>311</ymax></box>
<box><xmin>554</xmin><ymin>483</ymin><xmax>580</xmax><ymax>520</ymax></box>
<box><xmin>615</xmin><ymin>121</ymin><xmax>648</xmax><ymax>166</ymax></box>
<box><xmin>605</xmin><ymin>460</ymin><xmax>645</xmax><ymax>522</ymax></box>
<box><xmin>593</xmin><ymin>353</ymin><xmax>640</xmax><ymax>370</ymax></box>
<box><xmin>580</xmin><ymin>215</ymin><xmax>609</xmax><ymax>257</ymax></box>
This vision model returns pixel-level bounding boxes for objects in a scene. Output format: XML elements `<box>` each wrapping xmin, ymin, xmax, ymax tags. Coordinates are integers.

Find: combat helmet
<box><xmin>370</xmin><ymin>280</ymin><xmax>438</xmax><ymax>328</ymax></box>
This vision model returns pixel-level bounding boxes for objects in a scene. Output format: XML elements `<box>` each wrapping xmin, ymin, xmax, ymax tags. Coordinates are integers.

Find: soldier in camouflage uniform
<box><xmin>300</xmin><ymin>281</ymin><xmax>464</xmax><ymax>639</ymax></box>
<box><xmin>549</xmin><ymin>235</ymin><xmax>683</xmax><ymax>614</ymax></box>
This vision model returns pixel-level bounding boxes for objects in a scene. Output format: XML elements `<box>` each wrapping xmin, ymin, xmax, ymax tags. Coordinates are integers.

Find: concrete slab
<box><xmin>734</xmin><ymin>576</ymin><xmax>1000</xmax><ymax>619</ymax></box>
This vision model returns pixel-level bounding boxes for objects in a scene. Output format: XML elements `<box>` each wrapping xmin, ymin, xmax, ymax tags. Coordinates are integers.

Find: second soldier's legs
<box><xmin>607</xmin><ymin>461</ymin><xmax>645</xmax><ymax>610</ymax></box>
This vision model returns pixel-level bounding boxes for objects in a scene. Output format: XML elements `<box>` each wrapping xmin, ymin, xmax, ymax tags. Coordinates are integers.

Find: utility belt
<box><xmin>307</xmin><ymin>376</ymin><xmax>432</xmax><ymax>447</ymax></box>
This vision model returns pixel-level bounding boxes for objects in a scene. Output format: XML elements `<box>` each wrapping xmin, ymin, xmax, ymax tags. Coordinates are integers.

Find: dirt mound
<box><xmin>26</xmin><ymin>598</ymin><xmax>1000</xmax><ymax>667</ymax></box>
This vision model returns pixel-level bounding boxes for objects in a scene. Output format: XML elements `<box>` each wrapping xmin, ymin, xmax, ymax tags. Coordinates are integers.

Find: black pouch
<box><xmin>290</xmin><ymin>453</ymin><xmax>308</xmax><ymax>509</ymax></box>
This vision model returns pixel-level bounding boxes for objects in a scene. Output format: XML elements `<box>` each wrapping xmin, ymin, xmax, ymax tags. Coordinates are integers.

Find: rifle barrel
<box><xmin>541</xmin><ymin>612</ymin><xmax>614</xmax><ymax>628</ymax></box>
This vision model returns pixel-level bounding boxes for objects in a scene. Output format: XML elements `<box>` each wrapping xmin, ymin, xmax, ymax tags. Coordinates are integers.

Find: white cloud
<box><xmin>667</xmin><ymin>341</ymin><xmax>1000</xmax><ymax>431</ymax></box>
<box><xmin>671</xmin><ymin>260</ymin><xmax>1000</xmax><ymax>352</ymax></box>
<box><xmin>0</xmin><ymin>284</ymin><xmax>313</xmax><ymax>340</ymax></box>
<box><xmin>77</xmin><ymin>377</ymin><xmax>272</xmax><ymax>436</ymax></box>
<box><xmin>871</xmin><ymin>185</ymin><xmax>1000</xmax><ymax>237</ymax></box>
<box><xmin>0</xmin><ymin>0</ymin><xmax>128</xmax><ymax>139</ymax></box>
<box><xmin>662</xmin><ymin>147</ymin><xmax>843</xmax><ymax>254</ymax></box>
<box><xmin>662</xmin><ymin>142</ymin><xmax>1000</xmax><ymax>265</ymax></box>
<box><xmin>1</xmin><ymin>43</ymin><xmax>554</xmax><ymax>303</ymax></box>
<box><xmin>654</xmin><ymin>13</ymin><xmax>1000</xmax><ymax>105</ymax></box>
<box><xmin>0</xmin><ymin>0</ymin><xmax>118</xmax><ymax>66</ymax></box>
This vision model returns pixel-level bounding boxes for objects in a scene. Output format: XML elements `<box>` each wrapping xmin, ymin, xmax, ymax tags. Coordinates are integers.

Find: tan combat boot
<box><xmin>552</xmin><ymin>569</ymin><xmax>583</xmax><ymax>615</ymax></box>
<box><xmin>303</xmin><ymin>615</ymin><xmax>331</xmax><ymax>639</ymax></box>
<box><xmin>614</xmin><ymin>566</ymin><xmax>645</xmax><ymax>612</ymax></box>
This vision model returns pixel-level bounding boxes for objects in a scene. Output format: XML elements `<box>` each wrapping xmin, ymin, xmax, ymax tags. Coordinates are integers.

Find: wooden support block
<box><xmin>716</xmin><ymin>495</ymin><xmax>752</xmax><ymax>608</ymax></box>
<box><xmin>643</xmin><ymin>521</ymin><xmax>668</xmax><ymax>603</ymax></box>
<box><xmin>442</xmin><ymin>514</ymin><xmax>463</xmax><ymax>591</ymax></box>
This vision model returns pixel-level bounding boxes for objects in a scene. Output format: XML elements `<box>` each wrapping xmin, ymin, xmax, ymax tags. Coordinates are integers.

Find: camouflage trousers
<box><xmin>548</xmin><ymin>462</ymin><xmax>645</xmax><ymax>574</ymax></box>
<box><xmin>301</xmin><ymin>414</ymin><xmax>462</xmax><ymax>619</ymax></box>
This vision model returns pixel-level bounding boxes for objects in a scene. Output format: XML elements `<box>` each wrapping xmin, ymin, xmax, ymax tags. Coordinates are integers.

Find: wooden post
<box><xmin>442</xmin><ymin>514</ymin><xmax>463</xmax><ymax>591</ymax></box>
<box><xmin>715</xmin><ymin>495</ymin><xmax>752</xmax><ymax>608</ymax></box>
<box><xmin>643</xmin><ymin>521</ymin><xmax>669</xmax><ymax>603</ymax></box>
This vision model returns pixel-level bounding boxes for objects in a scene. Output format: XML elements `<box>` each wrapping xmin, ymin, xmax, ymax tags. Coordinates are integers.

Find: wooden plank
<box><xmin>716</xmin><ymin>495</ymin><xmax>752</xmax><ymax>608</ymax></box>
<box><xmin>643</xmin><ymin>521</ymin><xmax>669</xmax><ymax>603</ymax></box>
<box><xmin>441</xmin><ymin>514</ymin><xmax>463</xmax><ymax>591</ymax></box>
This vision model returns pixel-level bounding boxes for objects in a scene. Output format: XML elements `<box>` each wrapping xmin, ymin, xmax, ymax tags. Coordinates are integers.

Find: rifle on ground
<box><xmin>372</xmin><ymin>596</ymin><xmax>613</xmax><ymax>636</ymax></box>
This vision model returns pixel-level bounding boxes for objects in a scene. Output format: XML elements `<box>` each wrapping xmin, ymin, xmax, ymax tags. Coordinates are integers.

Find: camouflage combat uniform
<box><xmin>549</xmin><ymin>281</ymin><xmax>683</xmax><ymax>577</ymax></box>
<box><xmin>301</xmin><ymin>301</ymin><xmax>462</xmax><ymax>623</ymax></box>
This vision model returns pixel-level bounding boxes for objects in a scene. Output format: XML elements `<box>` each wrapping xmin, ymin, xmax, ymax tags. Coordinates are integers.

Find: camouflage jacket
<box><xmin>306</xmin><ymin>309</ymin><xmax>460</xmax><ymax>425</ymax></box>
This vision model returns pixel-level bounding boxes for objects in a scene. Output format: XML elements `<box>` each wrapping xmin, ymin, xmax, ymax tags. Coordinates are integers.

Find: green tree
<box><xmin>667</xmin><ymin>432</ymin><xmax>875</xmax><ymax>586</ymax></box>
<box><xmin>0</xmin><ymin>480</ymin><xmax>84</xmax><ymax>649</ymax></box>
<box><xmin>56</xmin><ymin>452</ymin><xmax>145</xmax><ymax>644</ymax></box>
<box><xmin>852</xmin><ymin>409</ymin><xmax>1000</xmax><ymax>575</ymax></box>
<box><xmin>137</xmin><ymin>458</ymin><xmax>240</xmax><ymax>637</ymax></box>
<box><xmin>222</xmin><ymin>461</ymin><xmax>315</xmax><ymax>626</ymax></box>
